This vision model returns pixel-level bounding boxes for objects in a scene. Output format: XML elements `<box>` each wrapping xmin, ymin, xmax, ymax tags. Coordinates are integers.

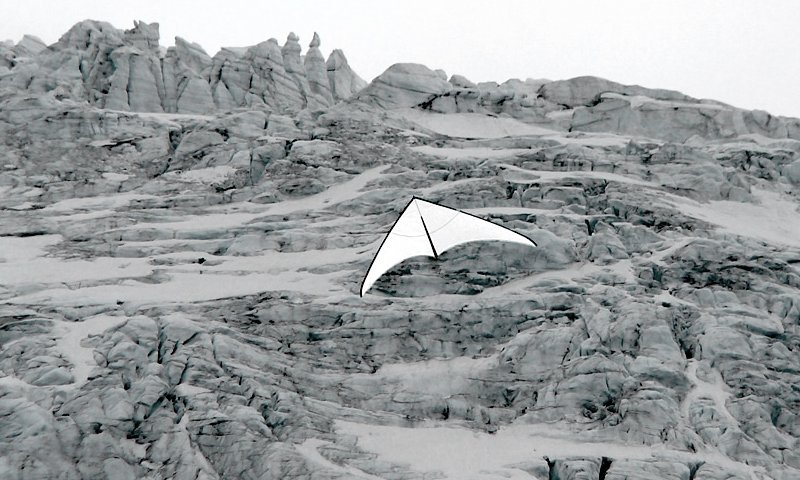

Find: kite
<box><xmin>360</xmin><ymin>197</ymin><xmax>537</xmax><ymax>296</ymax></box>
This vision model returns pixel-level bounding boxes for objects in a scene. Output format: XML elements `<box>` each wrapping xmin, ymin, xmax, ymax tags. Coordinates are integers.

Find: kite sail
<box><xmin>360</xmin><ymin>197</ymin><xmax>537</xmax><ymax>296</ymax></box>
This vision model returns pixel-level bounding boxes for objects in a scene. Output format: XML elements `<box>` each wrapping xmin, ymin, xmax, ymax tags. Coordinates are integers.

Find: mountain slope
<box><xmin>0</xmin><ymin>21</ymin><xmax>799</xmax><ymax>480</ymax></box>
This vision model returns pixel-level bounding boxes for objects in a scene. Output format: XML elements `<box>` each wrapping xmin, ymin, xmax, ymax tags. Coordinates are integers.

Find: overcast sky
<box><xmin>2</xmin><ymin>0</ymin><xmax>799</xmax><ymax>117</ymax></box>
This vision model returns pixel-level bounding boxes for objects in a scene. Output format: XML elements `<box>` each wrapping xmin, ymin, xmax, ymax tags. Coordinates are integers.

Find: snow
<box><xmin>664</xmin><ymin>188</ymin><xmax>800</xmax><ymax>248</ymax></box>
<box><xmin>652</xmin><ymin>291</ymin><xmax>695</xmax><ymax>308</ymax></box>
<box><xmin>601</xmin><ymin>92</ymin><xmax>728</xmax><ymax>111</ymax></box>
<box><xmin>147</xmin><ymin>246</ymin><xmax>365</xmax><ymax>277</ymax></box>
<box><xmin>396</xmin><ymin>128</ymin><xmax>431</xmax><ymax>138</ymax></box>
<box><xmin>418</xmin><ymin>177</ymin><xmax>490</xmax><ymax>196</ymax></box>
<box><xmin>55</xmin><ymin>314</ymin><xmax>129</xmax><ymax>387</ymax></box>
<box><xmin>295</xmin><ymin>439</ymin><xmax>385</xmax><ymax>480</ymax></box>
<box><xmin>174</xmin><ymin>165</ymin><xmax>391</xmax><ymax>219</ymax></box>
<box><xmin>681</xmin><ymin>359</ymin><xmax>738</xmax><ymax>425</ymax></box>
<box><xmin>490</xmin><ymin>164</ymin><xmax>800</xmax><ymax>252</ymax></box>
<box><xmin>0</xmin><ymin>167</ymin><xmax>393</xmax><ymax>305</ymax></box>
<box><xmin>103</xmin><ymin>109</ymin><xmax>214</xmax><ymax>122</ymax></box>
<box><xmin>42</xmin><ymin>193</ymin><xmax>157</xmax><ymax>212</ymax></box>
<box><xmin>0</xmin><ymin>234</ymin><xmax>363</xmax><ymax>306</ymax></box>
<box><xmin>6</xmin><ymin>202</ymin><xmax>36</xmax><ymax>210</ymax></box>
<box><xmin>1</xmin><ymin>194</ymin><xmax>371</xmax><ymax>306</ymax></box>
<box><xmin>728</xmin><ymin>133</ymin><xmax>800</xmax><ymax>148</ymax></box>
<box><xmin>367</xmin><ymin>355</ymin><xmax>496</xmax><ymax>396</ymax></box>
<box><xmin>0</xmin><ymin>254</ymin><xmax>153</xmax><ymax>287</ymax></box>
<box><xmin>50</xmin><ymin>209</ymin><xmax>116</xmax><ymax>222</ymax></box>
<box><xmin>135</xmin><ymin>112</ymin><xmax>215</xmax><ymax>121</ymax></box>
<box><xmin>466</xmin><ymin>206</ymin><xmax>596</xmax><ymax>220</ymax></box>
<box><xmin>602</xmin><ymin>259</ymin><xmax>637</xmax><ymax>283</ymax></box>
<box><xmin>0</xmin><ymin>233</ymin><xmax>156</xmax><ymax>304</ymax></box>
<box><xmin>261</xmin><ymin>165</ymin><xmax>390</xmax><ymax>215</ymax></box>
<box><xmin>163</xmin><ymin>165</ymin><xmax>238</xmax><ymax>184</ymax></box>
<box><xmin>0</xmin><ymin>374</ymin><xmax>31</xmax><ymax>390</ymax></box>
<box><xmin>22</xmin><ymin>187</ymin><xmax>43</xmax><ymax>198</ymax></box>
<box><xmin>453</xmin><ymin>260</ymin><xmax>637</xmax><ymax>303</ymax></box>
<box><xmin>8</xmin><ymin>270</ymin><xmax>346</xmax><ymax>307</ymax></box>
<box><xmin>398</xmin><ymin>109</ymin><xmax>557</xmax><ymax>139</ymax></box>
<box><xmin>101</xmin><ymin>172</ymin><xmax>130</xmax><ymax>182</ymax></box>
<box><xmin>411</xmin><ymin>145</ymin><xmax>532</xmax><ymax>159</ymax></box>
<box><xmin>88</xmin><ymin>139</ymin><xmax>124</xmax><ymax>147</ymax></box>
<box><xmin>175</xmin><ymin>384</ymin><xmax>211</xmax><ymax>396</ymax></box>
<box><xmin>487</xmin><ymin>165</ymin><xmax>800</xmax><ymax>250</ymax></box>
<box><xmin>499</xmin><ymin>163</ymin><xmax>656</xmax><ymax>187</ymax></box>
<box><xmin>122</xmin><ymin>165</ymin><xmax>391</xmax><ymax>236</ymax></box>
<box><xmin>335</xmin><ymin>419</ymin><xmax>765</xmax><ymax>480</ymax></box>
<box><xmin>380</xmin><ymin>261</ymin><xmax>631</xmax><ymax>307</ymax></box>
<box><xmin>124</xmin><ymin>211</ymin><xmax>261</xmax><ymax>233</ymax></box>
<box><xmin>645</xmin><ymin>238</ymin><xmax>696</xmax><ymax>265</ymax></box>
<box><xmin>544</xmin><ymin>132</ymin><xmax>634</xmax><ymax>148</ymax></box>
<box><xmin>0</xmin><ymin>234</ymin><xmax>61</xmax><ymax>262</ymax></box>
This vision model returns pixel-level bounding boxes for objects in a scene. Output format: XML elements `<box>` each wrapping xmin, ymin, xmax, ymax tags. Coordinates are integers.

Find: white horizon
<box><xmin>2</xmin><ymin>0</ymin><xmax>799</xmax><ymax>118</ymax></box>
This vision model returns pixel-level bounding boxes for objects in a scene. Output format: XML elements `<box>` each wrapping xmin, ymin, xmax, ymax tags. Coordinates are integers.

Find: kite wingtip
<box><xmin>520</xmin><ymin>234</ymin><xmax>537</xmax><ymax>248</ymax></box>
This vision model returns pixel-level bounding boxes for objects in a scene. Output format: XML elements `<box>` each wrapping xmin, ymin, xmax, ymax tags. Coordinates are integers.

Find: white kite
<box><xmin>360</xmin><ymin>197</ymin><xmax>537</xmax><ymax>296</ymax></box>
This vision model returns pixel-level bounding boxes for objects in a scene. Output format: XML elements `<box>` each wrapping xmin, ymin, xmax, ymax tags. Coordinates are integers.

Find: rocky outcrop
<box><xmin>13</xmin><ymin>34</ymin><xmax>47</xmax><ymax>56</ymax></box>
<box><xmin>161</xmin><ymin>37</ymin><xmax>215</xmax><ymax>113</ymax></box>
<box><xmin>0</xmin><ymin>20</ymin><xmax>365</xmax><ymax>115</ymax></box>
<box><xmin>356</xmin><ymin>63</ymin><xmax>453</xmax><ymax>108</ymax></box>
<box><xmin>326</xmin><ymin>49</ymin><xmax>367</xmax><ymax>101</ymax></box>
<box><xmin>105</xmin><ymin>45</ymin><xmax>164</xmax><ymax>112</ymax></box>
<box><xmin>570</xmin><ymin>92</ymin><xmax>798</xmax><ymax>143</ymax></box>
<box><xmin>304</xmin><ymin>32</ymin><xmax>334</xmax><ymax>109</ymax></box>
<box><xmin>354</xmin><ymin>69</ymin><xmax>800</xmax><ymax>143</ymax></box>
<box><xmin>538</xmin><ymin>76</ymin><xmax>695</xmax><ymax>108</ymax></box>
<box><xmin>281</xmin><ymin>32</ymin><xmax>312</xmax><ymax>108</ymax></box>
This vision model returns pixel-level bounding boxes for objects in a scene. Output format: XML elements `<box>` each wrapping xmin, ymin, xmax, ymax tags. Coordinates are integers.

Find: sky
<box><xmin>2</xmin><ymin>0</ymin><xmax>799</xmax><ymax>118</ymax></box>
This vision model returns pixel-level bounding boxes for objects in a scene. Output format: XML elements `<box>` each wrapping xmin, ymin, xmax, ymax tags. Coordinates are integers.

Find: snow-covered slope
<box><xmin>1</xmin><ymin>21</ymin><xmax>799</xmax><ymax>480</ymax></box>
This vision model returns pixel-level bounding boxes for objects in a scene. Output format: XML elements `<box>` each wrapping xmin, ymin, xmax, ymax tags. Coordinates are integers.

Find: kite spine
<box><xmin>414</xmin><ymin>199</ymin><xmax>438</xmax><ymax>259</ymax></box>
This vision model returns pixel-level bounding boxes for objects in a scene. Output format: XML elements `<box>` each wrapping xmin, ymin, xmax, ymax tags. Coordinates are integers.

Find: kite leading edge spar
<box><xmin>360</xmin><ymin>197</ymin><xmax>537</xmax><ymax>296</ymax></box>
